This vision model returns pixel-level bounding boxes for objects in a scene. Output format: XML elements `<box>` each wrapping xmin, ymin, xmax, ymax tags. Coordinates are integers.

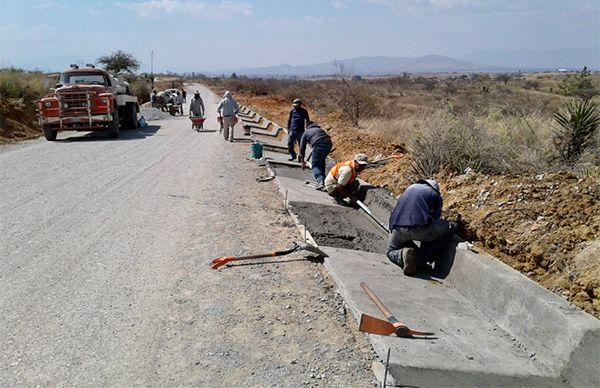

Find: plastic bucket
<box><xmin>250</xmin><ymin>142</ymin><xmax>263</xmax><ymax>159</ymax></box>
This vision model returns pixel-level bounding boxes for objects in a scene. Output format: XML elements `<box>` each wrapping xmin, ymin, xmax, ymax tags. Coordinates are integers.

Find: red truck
<box><xmin>38</xmin><ymin>65</ymin><xmax>139</xmax><ymax>140</ymax></box>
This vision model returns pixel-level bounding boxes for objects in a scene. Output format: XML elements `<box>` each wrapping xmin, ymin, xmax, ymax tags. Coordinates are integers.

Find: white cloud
<box><xmin>330</xmin><ymin>0</ymin><xmax>351</xmax><ymax>10</ymax></box>
<box><xmin>363</xmin><ymin>0</ymin><xmax>556</xmax><ymax>13</ymax></box>
<box><xmin>120</xmin><ymin>0</ymin><xmax>252</xmax><ymax>20</ymax></box>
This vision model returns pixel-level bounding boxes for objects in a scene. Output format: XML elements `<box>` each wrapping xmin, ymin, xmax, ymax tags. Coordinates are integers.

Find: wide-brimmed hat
<box><xmin>354</xmin><ymin>153</ymin><xmax>369</xmax><ymax>165</ymax></box>
<box><xmin>292</xmin><ymin>98</ymin><xmax>302</xmax><ymax>106</ymax></box>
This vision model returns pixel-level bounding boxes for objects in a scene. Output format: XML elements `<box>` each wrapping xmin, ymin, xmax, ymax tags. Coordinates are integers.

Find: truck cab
<box><xmin>38</xmin><ymin>65</ymin><xmax>139</xmax><ymax>140</ymax></box>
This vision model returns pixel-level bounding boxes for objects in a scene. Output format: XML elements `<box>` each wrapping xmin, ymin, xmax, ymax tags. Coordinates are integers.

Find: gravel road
<box><xmin>0</xmin><ymin>84</ymin><xmax>376</xmax><ymax>386</ymax></box>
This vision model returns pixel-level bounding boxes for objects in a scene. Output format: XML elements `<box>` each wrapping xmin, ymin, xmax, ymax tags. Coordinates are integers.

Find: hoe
<box><xmin>359</xmin><ymin>282</ymin><xmax>435</xmax><ymax>339</ymax></box>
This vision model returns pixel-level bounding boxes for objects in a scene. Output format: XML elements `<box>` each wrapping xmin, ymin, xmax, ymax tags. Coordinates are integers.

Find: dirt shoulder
<box><xmin>0</xmin><ymin>98</ymin><xmax>41</xmax><ymax>142</ymax></box>
<box><xmin>233</xmin><ymin>92</ymin><xmax>600</xmax><ymax>319</ymax></box>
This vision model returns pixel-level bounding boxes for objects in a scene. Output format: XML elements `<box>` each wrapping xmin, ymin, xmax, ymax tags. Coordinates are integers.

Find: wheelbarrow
<box><xmin>190</xmin><ymin>116</ymin><xmax>206</xmax><ymax>131</ymax></box>
<box><xmin>168</xmin><ymin>103</ymin><xmax>183</xmax><ymax>116</ymax></box>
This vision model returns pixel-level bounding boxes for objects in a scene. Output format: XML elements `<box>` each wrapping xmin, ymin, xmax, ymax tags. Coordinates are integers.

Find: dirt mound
<box><xmin>236</xmin><ymin>92</ymin><xmax>600</xmax><ymax>319</ymax></box>
<box><xmin>0</xmin><ymin>98</ymin><xmax>41</xmax><ymax>142</ymax></box>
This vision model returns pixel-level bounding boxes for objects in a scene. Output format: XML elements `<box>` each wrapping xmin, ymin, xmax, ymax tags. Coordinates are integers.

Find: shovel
<box><xmin>210</xmin><ymin>241</ymin><xmax>328</xmax><ymax>269</ymax></box>
<box><xmin>358</xmin><ymin>282</ymin><xmax>435</xmax><ymax>338</ymax></box>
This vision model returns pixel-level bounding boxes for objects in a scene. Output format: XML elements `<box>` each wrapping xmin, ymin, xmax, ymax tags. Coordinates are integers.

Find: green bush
<box><xmin>0</xmin><ymin>68</ymin><xmax>46</xmax><ymax>102</ymax></box>
<box><xmin>558</xmin><ymin>67</ymin><xmax>598</xmax><ymax>99</ymax></box>
<box><xmin>553</xmin><ymin>98</ymin><xmax>600</xmax><ymax>165</ymax></box>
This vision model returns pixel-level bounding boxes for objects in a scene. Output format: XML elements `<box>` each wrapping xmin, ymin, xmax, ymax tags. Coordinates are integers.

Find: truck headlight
<box><xmin>101</xmin><ymin>99</ymin><xmax>108</xmax><ymax>104</ymax></box>
<box><xmin>63</xmin><ymin>102</ymin><xmax>69</xmax><ymax>108</ymax></box>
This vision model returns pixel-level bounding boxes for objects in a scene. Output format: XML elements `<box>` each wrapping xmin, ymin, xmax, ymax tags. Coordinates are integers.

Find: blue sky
<box><xmin>1</xmin><ymin>0</ymin><xmax>598</xmax><ymax>72</ymax></box>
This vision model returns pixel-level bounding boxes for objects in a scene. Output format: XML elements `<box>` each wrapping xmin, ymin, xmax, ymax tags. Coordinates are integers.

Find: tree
<box><xmin>97</xmin><ymin>50</ymin><xmax>140</xmax><ymax>73</ymax></box>
<box><xmin>325</xmin><ymin>61</ymin><xmax>378</xmax><ymax>127</ymax></box>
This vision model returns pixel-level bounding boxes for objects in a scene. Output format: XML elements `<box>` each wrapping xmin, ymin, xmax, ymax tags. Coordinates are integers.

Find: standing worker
<box><xmin>299</xmin><ymin>121</ymin><xmax>332</xmax><ymax>191</ymax></box>
<box><xmin>189</xmin><ymin>90</ymin><xmax>205</xmax><ymax>118</ymax></box>
<box><xmin>287</xmin><ymin>98</ymin><xmax>310</xmax><ymax>161</ymax></box>
<box><xmin>217</xmin><ymin>91</ymin><xmax>240</xmax><ymax>142</ymax></box>
<box><xmin>325</xmin><ymin>154</ymin><xmax>368</xmax><ymax>205</ymax></box>
<box><xmin>387</xmin><ymin>179</ymin><xmax>458</xmax><ymax>275</ymax></box>
<box><xmin>181</xmin><ymin>88</ymin><xmax>187</xmax><ymax>103</ymax></box>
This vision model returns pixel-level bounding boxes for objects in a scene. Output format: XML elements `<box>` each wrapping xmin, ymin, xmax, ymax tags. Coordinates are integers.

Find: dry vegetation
<box><xmin>208</xmin><ymin>70</ymin><xmax>600</xmax><ymax>318</ymax></box>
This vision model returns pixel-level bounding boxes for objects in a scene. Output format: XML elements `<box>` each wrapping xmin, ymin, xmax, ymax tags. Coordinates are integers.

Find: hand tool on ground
<box><xmin>368</xmin><ymin>154</ymin><xmax>403</xmax><ymax>167</ymax></box>
<box><xmin>356</xmin><ymin>200</ymin><xmax>390</xmax><ymax>233</ymax></box>
<box><xmin>358</xmin><ymin>282</ymin><xmax>435</xmax><ymax>338</ymax></box>
<box><xmin>210</xmin><ymin>241</ymin><xmax>328</xmax><ymax>269</ymax></box>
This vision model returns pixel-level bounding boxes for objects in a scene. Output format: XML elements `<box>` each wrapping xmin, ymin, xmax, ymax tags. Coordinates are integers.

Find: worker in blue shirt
<box><xmin>387</xmin><ymin>179</ymin><xmax>458</xmax><ymax>275</ymax></box>
<box><xmin>286</xmin><ymin>98</ymin><xmax>310</xmax><ymax>161</ymax></box>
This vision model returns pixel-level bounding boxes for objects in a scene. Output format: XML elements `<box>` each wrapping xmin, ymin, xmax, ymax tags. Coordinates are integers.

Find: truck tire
<box><xmin>124</xmin><ymin>103</ymin><xmax>138</xmax><ymax>129</ymax></box>
<box><xmin>108</xmin><ymin>110</ymin><xmax>120</xmax><ymax>138</ymax></box>
<box><xmin>42</xmin><ymin>124</ymin><xmax>57</xmax><ymax>141</ymax></box>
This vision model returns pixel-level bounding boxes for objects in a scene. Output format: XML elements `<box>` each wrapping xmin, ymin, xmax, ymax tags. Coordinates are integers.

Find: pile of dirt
<box><xmin>236</xmin><ymin>93</ymin><xmax>600</xmax><ymax>319</ymax></box>
<box><xmin>0</xmin><ymin>98</ymin><xmax>41</xmax><ymax>142</ymax></box>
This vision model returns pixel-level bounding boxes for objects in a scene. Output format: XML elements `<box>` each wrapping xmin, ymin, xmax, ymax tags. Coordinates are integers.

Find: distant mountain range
<box><xmin>211</xmin><ymin>47</ymin><xmax>599</xmax><ymax>77</ymax></box>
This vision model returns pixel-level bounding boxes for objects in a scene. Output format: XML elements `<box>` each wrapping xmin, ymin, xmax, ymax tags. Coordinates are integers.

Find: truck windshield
<box><xmin>59</xmin><ymin>72</ymin><xmax>107</xmax><ymax>85</ymax></box>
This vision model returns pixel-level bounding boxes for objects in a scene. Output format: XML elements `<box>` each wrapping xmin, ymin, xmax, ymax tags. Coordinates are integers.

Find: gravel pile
<box><xmin>139</xmin><ymin>107</ymin><xmax>171</xmax><ymax>121</ymax></box>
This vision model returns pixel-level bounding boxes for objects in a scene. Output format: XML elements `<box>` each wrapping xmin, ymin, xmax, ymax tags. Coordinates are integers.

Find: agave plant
<box><xmin>553</xmin><ymin>98</ymin><xmax>600</xmax><ymax>165</ymax></box>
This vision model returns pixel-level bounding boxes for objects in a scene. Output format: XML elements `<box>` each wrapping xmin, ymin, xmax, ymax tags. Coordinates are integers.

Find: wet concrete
<box><xmin>289</xmin><ymin>202</ymin><xmax>388</xmax><ymax>253</ymax></box>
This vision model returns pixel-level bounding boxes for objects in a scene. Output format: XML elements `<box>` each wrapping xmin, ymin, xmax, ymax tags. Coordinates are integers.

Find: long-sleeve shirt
<box><xmin>389</xmin><ymin>181</ymin><xmax>442</xmax><ymax>228</ymax></box>
<box><xmin>299</xmin><ymin>123</ymin><xmax>330</xmax><ymax>161</ymax></box>
<box><xmin>287</xmin><ymin>107</ymin><xmax>310</xmax><ymax>134</ymax></box>
<box><xmin>217</xmin><ymin>97</ymin><xmax>240</xmax><ymax>117</ymax></box>
<box><xmin>189</xmin><ymin>96</ymin><xmax>205</xmax><ymax>116</ymax></box>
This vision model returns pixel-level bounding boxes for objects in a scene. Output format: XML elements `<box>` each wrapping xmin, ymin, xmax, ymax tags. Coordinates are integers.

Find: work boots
<box><xmin>401</xmin><ymin>247</ymin><xmax>417</xmax><ymax>275</ymax></box>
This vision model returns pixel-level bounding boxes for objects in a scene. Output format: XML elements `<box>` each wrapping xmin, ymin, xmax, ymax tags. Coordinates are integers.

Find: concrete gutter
<box><xmin>244</xmin><ymin>106</ymin><xmax>600</xmax><ymax>386</ymax></box>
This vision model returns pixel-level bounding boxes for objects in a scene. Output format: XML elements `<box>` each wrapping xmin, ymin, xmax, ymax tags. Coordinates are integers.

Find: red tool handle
<box><xmin>210</xmin><ymin>246</ymin><xmax>297</xmax><ymax>269</ymax></box>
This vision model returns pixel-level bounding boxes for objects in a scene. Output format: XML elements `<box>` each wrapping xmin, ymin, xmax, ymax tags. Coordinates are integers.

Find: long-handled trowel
<box><xmin>359</xmin><ymin>282</ymin><xmax>435</xmax><ymax>339</ymax></box>
<box><xmin>210</xmin><ymin>242</ymin><xmax>328</xmax><ymax>269</ymax></box>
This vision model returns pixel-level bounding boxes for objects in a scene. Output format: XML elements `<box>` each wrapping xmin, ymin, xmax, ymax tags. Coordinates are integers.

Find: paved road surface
<box><xmin>0</xmin><ymin>84</ymin><xmax>374</xmax><ymax>386</ymax></box>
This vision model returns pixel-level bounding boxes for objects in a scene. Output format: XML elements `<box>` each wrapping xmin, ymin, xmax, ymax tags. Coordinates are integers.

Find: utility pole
<box><xmin>150</xmin><ymin>50</ymin><xmax>154</xmax><ymax>90</ymax></box>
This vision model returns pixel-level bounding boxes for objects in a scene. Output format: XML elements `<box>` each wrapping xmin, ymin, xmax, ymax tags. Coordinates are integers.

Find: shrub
<box><xmin>553</xmin><ymin>98</ymin><xmax>600</xmax><ymax>165</ymax></box>
<box><xmin>558</xmin><ymin>67</ymin><xmax>598</xmax><ymax>99</ymax></box>
<box><xmin>0</xmin><ymin>68</ymin><xmax>46</xmax><ymax>103</ymax></box>
<box><xmin>129</xmin><ymin>77</ymin><xmax>151</xmax><ymax>104</ymax></box>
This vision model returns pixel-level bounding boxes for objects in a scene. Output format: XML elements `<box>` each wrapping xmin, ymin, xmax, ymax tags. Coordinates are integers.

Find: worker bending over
<box><xmin>387</xmin><ymin>179</ymin><xmax>458</xmax><ymax>275</ymax></box>
<box><xmin>325</xmin><ymin>154</ymin><xmax>368</xmax><ymax>205</ymax></box>
<box><xmin>298</xmin><ymin>121</ymin><xmax>332</xmax><ymax>191</ymax></box>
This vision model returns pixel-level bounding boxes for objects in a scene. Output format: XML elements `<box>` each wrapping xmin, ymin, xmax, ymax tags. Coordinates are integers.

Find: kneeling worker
<box><xmin>325</xmin><ymin>154</ymin><xmax>368</xmax><ymax>205</ymax></box>
<box><xmin>387</xmin><ymin>179</ymin><xmax>458</xmax><ymax>275</ymax></box>
<box><xmin>298</xmin><ymin>121</ymin><xmax>333</xmax><ymax>191</ymax></box>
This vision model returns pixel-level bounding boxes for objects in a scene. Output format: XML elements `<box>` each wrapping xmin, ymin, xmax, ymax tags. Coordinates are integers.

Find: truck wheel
<box><xmin>42</xmin><ymin>124</ymin><xmax>57</xmax><ymax>141</ymax></box>
<box><xmin>108</xmin><ymin>110</ymin><xmax>120</xmax><ymax>138</ymax></box>
<box><xmin>125</xmin><ymin>103</ymin><xmax>138</xmax><ymax>129</ymax></box>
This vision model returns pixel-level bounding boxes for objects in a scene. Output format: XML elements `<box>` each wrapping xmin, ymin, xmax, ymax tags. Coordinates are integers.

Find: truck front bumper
<box><xmin>40</xmin><ymin>114</ymin><xmax>114</xmax><ymax>130</ymax></box>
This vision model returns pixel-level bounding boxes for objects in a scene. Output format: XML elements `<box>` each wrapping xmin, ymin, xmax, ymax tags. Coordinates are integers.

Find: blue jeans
<box><xmin>387</xmin><ymin>220</ymin><xmax>457</xmax><ymax>268</ymax></box>
<box><xmin>287</xmin><ymin>132</ymin><xmax>303</xmax><ymax>159</ymax></box>
<box><xmin>311</xmin><ymin>140</ymin><xmax>332</xmax><ymax>184</ymax></box>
